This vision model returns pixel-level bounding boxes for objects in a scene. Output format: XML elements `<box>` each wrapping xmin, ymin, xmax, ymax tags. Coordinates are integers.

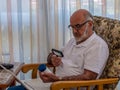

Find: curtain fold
<box><xmin>0</xmin><ymin>0</ymin><xmax>119</xmax><ymax>64</ymax></box>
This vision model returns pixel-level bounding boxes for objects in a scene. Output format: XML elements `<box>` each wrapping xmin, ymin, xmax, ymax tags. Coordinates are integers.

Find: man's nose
<box><xmin>73</xmin><ymin>28</ymin><xmax>78</xmax><ymax>33</ymax></box>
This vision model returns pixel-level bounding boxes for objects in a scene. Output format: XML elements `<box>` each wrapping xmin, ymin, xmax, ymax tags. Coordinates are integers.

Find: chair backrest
<box><xmin>93</xmin><ymin>16</ymin><xmax>120</xmax><ymax>89</ymax></box>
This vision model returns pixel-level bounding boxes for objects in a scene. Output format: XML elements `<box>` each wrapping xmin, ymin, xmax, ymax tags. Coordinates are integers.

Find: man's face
<box><xmin>69</xmin><ymin>17</ymin><xmax>89</xmax><ymax>43</ymax></box>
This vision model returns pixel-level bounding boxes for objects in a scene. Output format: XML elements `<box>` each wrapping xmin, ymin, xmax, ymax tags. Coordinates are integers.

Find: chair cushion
<box><xmin>93</xmin><ymin>16</ymin><xmax>120</xmax><ymax>89</ymax></box>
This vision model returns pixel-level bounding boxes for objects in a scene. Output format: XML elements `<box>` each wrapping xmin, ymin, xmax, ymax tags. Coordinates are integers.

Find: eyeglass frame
<box><xmin>68</xmin><ymin>20</ymin><xmax>90</xmax><ymax>31</ymax></box>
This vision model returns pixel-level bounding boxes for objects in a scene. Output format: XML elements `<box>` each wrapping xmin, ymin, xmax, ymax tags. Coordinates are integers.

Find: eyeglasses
<box><xmin>68</xmin><ymin>20</ymin><xmax>89</xmax><ymax>31</ymax></box>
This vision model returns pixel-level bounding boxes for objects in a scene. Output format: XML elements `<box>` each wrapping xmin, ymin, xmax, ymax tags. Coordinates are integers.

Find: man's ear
<box><xmin>88</xmin><ymin>21</ymin><xmax>93</xmax><ymax>28</ymax></box>
<box><xmin>88</xmin><ymin>21</ymin><xmax>93</xmax><ymax>26</ymax></box>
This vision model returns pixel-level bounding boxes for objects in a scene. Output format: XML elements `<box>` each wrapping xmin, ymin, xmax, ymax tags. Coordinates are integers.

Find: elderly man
<box><xmin>8</xmin><ymin>9</ymin><xmax>109</xmax><ymax>90</ymax></box>
<box><xmin>40</xmin><ymin>9</ymin><xmax>109</xmax><ymax>82</ymax></box>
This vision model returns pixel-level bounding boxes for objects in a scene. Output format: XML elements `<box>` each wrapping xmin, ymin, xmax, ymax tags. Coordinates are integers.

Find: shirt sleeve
<box><xmin>84</xmin><ymin>42</ymin><xmax>109</xmax><ymax>75</ymax></box>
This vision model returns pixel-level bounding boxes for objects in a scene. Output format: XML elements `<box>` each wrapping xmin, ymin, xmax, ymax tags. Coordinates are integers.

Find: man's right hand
<box><xmin>51</xmin><ymin>55</ymin><xmax>62</xmax><ymax>67</ymax></box>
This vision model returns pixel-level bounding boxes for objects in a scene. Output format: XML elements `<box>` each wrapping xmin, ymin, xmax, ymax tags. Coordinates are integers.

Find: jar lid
<box><xmin>38</xmin><ymin>64</ymin><xmax>46</xmax><ymax>72</ymax></box>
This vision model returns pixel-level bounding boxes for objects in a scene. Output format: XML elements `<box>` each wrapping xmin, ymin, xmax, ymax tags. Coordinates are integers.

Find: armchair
<box><xmin>21</xmin><ymin>16</ymin><xmax>120</xmax><ymax>90</ymax></box>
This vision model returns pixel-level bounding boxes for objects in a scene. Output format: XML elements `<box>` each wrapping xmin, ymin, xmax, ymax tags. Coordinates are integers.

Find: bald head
<box><xmin>70</xmin><ymin>9</ymin><xmax>93</xmax><ymax>24</ymax></box>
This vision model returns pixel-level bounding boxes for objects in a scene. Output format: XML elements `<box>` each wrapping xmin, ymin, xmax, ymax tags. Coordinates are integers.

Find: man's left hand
<box><xmin>39</xmin><ymin>72</ymin><xmax>60</xmax><ymax>83</ymax></box>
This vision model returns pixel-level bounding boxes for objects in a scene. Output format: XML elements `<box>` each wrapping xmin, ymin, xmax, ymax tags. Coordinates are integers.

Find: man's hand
<box><xmin>39</xmin><ymin>72</ymin><xmax>60</xmax><ymax>83</ymax></box>
<box><xmin>51</xmin><ymin>55</ymin><xmax>62</xmax><ymax>66</ymax></box>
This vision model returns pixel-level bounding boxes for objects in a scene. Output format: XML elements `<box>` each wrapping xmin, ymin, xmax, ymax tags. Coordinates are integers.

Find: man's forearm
<box><xmin>60</xmin><ymin>70</ymin><xmax>98</xmax><ymax>81</ymax></box>
<box><xmin>60</xmin><ymin>74</ymin><xmax>95</xmax><ymax>81</ymax></box>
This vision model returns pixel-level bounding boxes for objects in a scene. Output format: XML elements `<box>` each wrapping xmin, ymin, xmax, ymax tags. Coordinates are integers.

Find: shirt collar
<box><xmin>72</xmin><ymin>32</ymin><xmax>96</xmax><ymax>48</ymax></box>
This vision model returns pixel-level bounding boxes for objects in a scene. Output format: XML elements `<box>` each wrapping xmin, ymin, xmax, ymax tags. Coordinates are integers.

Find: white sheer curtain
<box><xmin>0</xmin><ymin>0</ymin><xmax>120</xmax><ymax>64</ymax></box>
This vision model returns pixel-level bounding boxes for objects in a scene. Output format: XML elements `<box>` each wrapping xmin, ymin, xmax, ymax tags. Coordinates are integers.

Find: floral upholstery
<box><xmin>93</xmin><ymin>16</ymin><xmax>120</xmax><ymax>90</ymax></box>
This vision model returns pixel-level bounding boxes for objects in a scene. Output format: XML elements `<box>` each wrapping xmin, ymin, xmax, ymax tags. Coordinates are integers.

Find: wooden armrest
<box><xmin>50</xmin><ymin>78</ymin><xmax>119</xmax><ymax>90</ymax></box>
<box><xmin>21</xmin><ymin>63</ymin><xmax>55</xmax><ymax>79</ymax></box>
<box><xmin>21</xmin><ymin>63</ymin><xmax>40</xmax><ymax>79</ymax></box>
